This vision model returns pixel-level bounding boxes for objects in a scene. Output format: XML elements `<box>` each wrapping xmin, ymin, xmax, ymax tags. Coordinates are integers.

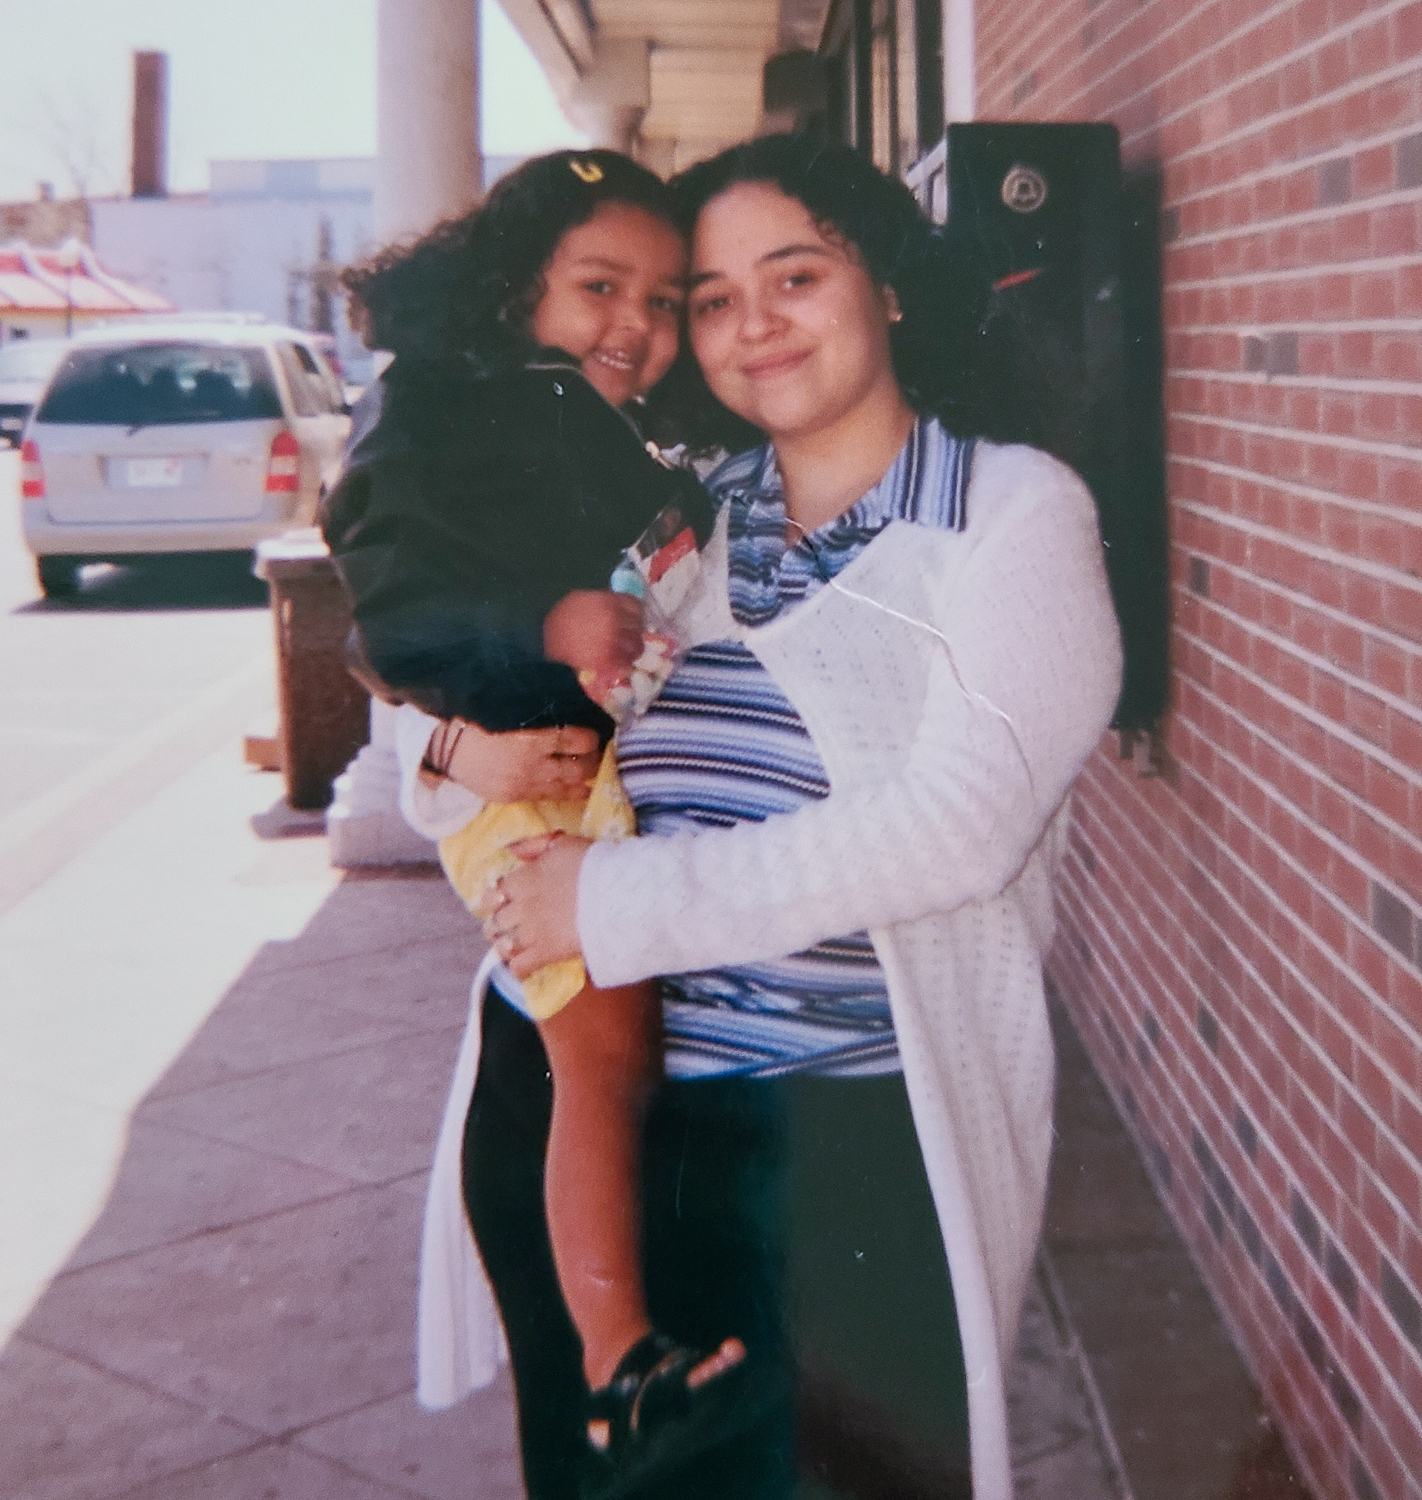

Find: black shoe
<box><xmin>581</xmin><ymin>1331</ymin><xmax>767</xmax><ymax>1500</ymax></box>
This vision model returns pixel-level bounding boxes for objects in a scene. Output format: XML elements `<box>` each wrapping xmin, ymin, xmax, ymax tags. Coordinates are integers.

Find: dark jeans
<box><xmin>463</xmin><ymin>990</ymin><xmax>971</xmax><ymax>1500</ymax></box>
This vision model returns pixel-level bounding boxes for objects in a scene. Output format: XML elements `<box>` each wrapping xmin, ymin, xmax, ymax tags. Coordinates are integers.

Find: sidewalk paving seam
<box><xmin>1036</xmin><ymin>1246</ymin><xmax>1137</xmax><ymax>1500</ymax></box>
<box><xmin>51</xmin><ymin>1168</ymin><xmax>437</xmax><ymax>1288</ymax></box>
<box><xmin>231</xmin><ymin>928</ymin><xmax>477</xmax><ymax>979</ymax></box>
<box><xmin>87</xmin><ymin>1116</ymin><xmax>377</xmax><ymax>1189</ymax></box>
<box><xmin>0</xmin><ymin>664</ymin><xmax>270</xmax><ymax>919</ymax></box>
<box><xmin>8</xmin><ymin>1328</ymin><xmax>271</xmax><ymax>1438</ymax></box>
<box><xmin>281</xmin><ymin>1384</ymin><xmax>441</xmax><ymax>1454</ymax></box>
<box><xmin>0</xmin><ymin>655</ymin><xmax>267</xmax><ymax>860</ymax></box>
<box><xmin>137</xmin><ymin>1019</ymin><xmax>468</xmax><ymax>1103</ymax></box>
<box><xmin>50</xmin><ymin>1188</ymin><xmax>366</xmax><ymax>1281</ymax></box>
<box><xmin>108</xmin><ymin>1437</ymin><xmax>426</xmax><ymax>1500</ymax></box>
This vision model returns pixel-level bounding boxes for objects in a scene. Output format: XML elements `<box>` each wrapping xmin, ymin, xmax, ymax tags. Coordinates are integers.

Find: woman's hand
<box><xmin>485</xmin><ymin>833</ymin><xmax>593</xmax><ymax>978</ymax></box>
<box><xmin>426</xmin><ymin>719</ymin><xmax>601</xmax><ymax>802</ymax></box>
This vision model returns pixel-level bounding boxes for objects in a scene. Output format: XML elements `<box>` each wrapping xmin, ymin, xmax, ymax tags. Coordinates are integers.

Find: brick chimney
<box><xmin>131</xmin><ymin>51</ymin><xmax>169</xmax><ymax>198</ymax></box>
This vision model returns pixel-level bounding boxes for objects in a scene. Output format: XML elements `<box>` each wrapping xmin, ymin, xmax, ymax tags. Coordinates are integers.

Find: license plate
<box><xmin>127</xmin><ymin>458</ymin><xmax>183</xmax><ymax>487</ymax></box>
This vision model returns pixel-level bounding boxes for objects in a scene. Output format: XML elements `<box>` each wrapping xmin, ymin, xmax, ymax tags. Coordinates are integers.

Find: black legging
<box><xmin>463</xmin><ymin>989</ymin><xmax>971</xmax><ymax>1500</ymax></box>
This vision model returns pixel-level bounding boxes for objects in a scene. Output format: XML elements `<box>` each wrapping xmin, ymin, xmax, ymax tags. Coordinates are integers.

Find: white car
<box><xmin>20</xmin><ymin>319</ymin><xmax>350</xmax><ymax>597</ymax></box>
<box><xmin>0</xmin><ymin>337</ymin><xmax>70</xmax><ymax>447</ymax></box>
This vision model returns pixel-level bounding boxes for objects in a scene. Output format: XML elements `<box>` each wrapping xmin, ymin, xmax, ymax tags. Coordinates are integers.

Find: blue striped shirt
<box><xmin>617</xmin><ymin>419</ymin><xmax>973</xmax><ymax>1080</ymax></box>
<box><xmin>722</xmin><ymin>417</ymin><xmax>972</xmax><ymax>626</ymax></box>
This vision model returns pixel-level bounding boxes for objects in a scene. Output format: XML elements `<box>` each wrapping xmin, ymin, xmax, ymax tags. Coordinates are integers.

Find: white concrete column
<box><xmin>636</xmin><ymin>137</ymin><xmax>678</xmax><ymax>180</ymax></box>
<box><xmin>944</xmin><ymin>0</ymin><xmax>976</xmax><ymax>122</ymax></box>
<box><xmin>576</xmin><ymin>104</ymin><xmax>642</xmax><ymax>152</ymax></box>
<box><xmin>328</xmin><ymin>0</ymin><xmax>482</xmax><ymax>868</ymax></box>
<box><xmin>569</xmin><ymin>38</ymin><xmax>650</xmax><ymax>153</ymax></box>
<box><xmin>375</xmin><ymin>0</ymin><xmax>483</xmax><ymax>239</ymax></box>
<box><xmin>327</xmin><ymin>694</ymin><xmax>433</xmax><ymax>865</ymax></box>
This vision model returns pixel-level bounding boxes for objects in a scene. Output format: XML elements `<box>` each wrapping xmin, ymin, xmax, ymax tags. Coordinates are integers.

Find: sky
<box><xmin>0</xmin><ymin>0</ymin><xmax>584</xmax><ymax>203</ymax></box>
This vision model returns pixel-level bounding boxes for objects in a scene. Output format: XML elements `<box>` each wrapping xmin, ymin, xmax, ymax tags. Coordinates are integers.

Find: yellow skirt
<box><xmin>437</xmin><ymin>744</ymin><xmax>633</xmax><ymax>1019</ymax></box>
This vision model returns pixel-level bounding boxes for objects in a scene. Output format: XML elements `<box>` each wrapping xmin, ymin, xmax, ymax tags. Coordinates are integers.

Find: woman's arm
<box><xmin>568</xmin><ymin>447</ymin><xmax>1123</xmax><ymax>988</ymax></box>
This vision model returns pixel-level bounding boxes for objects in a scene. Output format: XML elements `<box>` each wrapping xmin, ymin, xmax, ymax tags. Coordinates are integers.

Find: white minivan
<box><xmin>20</xmin><ymin>318</ymin><xmax>351</xmax><ymax>597</ymax></box>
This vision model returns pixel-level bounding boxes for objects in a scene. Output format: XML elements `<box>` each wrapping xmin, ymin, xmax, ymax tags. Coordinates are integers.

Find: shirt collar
<box><xmin>718</xmin><ymin>417</ymin><xmax>952</xmax><ymax>542</ymax></box>
<box><xmin>714</xmin><ymin>418</ymin><xmax>974</xmax><ymax>627</ymax></box>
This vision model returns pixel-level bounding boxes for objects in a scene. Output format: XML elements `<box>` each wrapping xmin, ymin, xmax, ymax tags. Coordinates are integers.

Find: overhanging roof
<box><xmin>0</xmin><ymin>240</ymin><xmax>174</xmax><ymax>315</ymax></box>
<box><xmin>497</xmin><ymin>0</ymin><xmax>832</xmax><ymax>170</ymax></box>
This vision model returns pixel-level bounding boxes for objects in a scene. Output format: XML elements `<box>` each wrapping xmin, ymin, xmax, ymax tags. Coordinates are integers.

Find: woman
<box><xmin>411</xmin><ymin>136</ymin><xmax>1123</xmax><ymax>1500</ymax></box>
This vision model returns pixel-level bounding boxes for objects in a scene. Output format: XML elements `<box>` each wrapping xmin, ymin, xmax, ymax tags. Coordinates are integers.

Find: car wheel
<box><xmin>36</xmin><ymin>556</ymin><xmax>82</xmax><ymax>598</ymax></box>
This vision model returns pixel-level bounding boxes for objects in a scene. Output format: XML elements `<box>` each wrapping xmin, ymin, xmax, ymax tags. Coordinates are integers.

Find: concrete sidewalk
<box><xmin>0</xmin><ymin>727</ymin><xmax>1264</xmax><ymax>1498</ymax></box>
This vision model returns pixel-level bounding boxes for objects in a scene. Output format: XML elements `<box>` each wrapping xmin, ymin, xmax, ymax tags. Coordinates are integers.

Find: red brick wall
<box><xmin>971</xmin><ymin>2</ymin><xmax>1422</xmax><ymax>1497</ymax></box>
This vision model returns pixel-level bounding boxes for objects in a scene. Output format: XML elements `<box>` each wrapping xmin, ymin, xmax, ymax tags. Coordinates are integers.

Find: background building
<box><xmin>88</xmin><ymin>153</ymin><xmax>524</xmax><ymax>385</ymax></box>
<box><xmin>0</xmin><ymin>238</ymin><xmax>172</xmax><ymax>341</ymax></box>
<box><xmin>0</xmin><ymin>193</ymin><xmax>91</xmax><ymax>249</ymax></box>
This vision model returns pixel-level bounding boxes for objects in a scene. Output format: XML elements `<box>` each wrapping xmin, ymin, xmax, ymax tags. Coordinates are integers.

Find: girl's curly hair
<box><xmin>341</xmin><ymin>149</ymin><xmax>681</xmax><ymax>365</ymax></box>
<box><xmin>669</xmin><ymin>134</ymin><xmax>1076</xmax><ymax>458</ymax></box>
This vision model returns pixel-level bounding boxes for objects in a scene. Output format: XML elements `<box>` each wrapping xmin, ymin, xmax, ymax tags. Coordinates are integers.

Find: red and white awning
<box><xmin>0</xmin><ymin>238</ymin><xmax>174</xmax><ymax>315</ymax></box>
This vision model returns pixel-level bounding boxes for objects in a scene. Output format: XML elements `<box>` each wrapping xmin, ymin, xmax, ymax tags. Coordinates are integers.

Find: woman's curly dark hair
<box><xmin>669</xmin><ymin>134</ymin><xmax>1075</xmax><ymax>457</ymax></box>
<box><xmin>341</xmin><ymin>149</ymin><xmax>681</xmax><ymax>365</ymax></box>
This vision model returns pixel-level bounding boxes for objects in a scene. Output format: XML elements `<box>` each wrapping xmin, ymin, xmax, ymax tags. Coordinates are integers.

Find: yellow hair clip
<box><xmin>569</xmin><ymin>158</ymin><xmax>604</xmax><ymax>184</ymax></box>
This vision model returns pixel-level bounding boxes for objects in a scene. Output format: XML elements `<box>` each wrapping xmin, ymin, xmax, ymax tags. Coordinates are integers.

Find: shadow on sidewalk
<box><xmin>1043</xmin><ymin>998</ymin><xmax>1315</xmax><ymax>1500</ymax></box>
<box><xmin>1</xmin><ymin>857</ymin><xmax>1303</xmax><ymax>1500</ymax></box>
<box><xmin>1</xmin><ymin>867</ymin><xmax>523</xmax><ymax>1500</ymax></box>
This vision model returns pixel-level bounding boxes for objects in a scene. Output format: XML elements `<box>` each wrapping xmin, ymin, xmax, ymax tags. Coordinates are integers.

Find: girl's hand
<box><xmin>543</xmin><ymin>590</ymin><xmax>644</xmax><ymax>680</ymax></box>
<box><xmin>426</xmin><ymin>719</ymin><xmax>601</xmax><ymax>802</ymax></box>
<box><xmin>485</xmin><ymin>833</ymin><xmax>593</xmax><ymax>977</ymax></box>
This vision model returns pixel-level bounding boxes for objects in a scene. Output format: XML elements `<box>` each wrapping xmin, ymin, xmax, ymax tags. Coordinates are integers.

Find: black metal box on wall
<box><xmin>932</xmin><ymin>122</ymin><xmax>1170</xmax><ymax>734</ymax></box>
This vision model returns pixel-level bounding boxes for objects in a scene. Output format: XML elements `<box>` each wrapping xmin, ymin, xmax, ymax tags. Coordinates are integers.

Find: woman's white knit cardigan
<box><xmin>400</xmin><ymin>441</ymin><xmax>1123</xmax><ymax>1500</ymax></box>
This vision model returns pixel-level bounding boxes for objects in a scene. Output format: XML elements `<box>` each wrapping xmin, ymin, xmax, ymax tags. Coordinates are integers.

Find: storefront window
<box><xmin>821</xmin><ymin>0</ymin><xmax>945</xmax><ymax>174</ymax></box>
<box><xmin>915</xmin><ymin>0</ymin><xmax>944</xmax><ymax>156</ymax></box>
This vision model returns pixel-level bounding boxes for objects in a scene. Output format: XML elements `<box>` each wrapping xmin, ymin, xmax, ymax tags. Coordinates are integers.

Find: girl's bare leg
<box><xmin>538</xmin><ymin>980</ymin><xmax>660</xmax><ymax>1389</ymax></box>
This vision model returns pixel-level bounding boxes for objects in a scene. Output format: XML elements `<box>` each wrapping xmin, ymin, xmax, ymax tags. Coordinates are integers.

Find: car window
<box><xmin>276</xmin><ymin>341</ymin><xmax>340</xmax><ymax>417</ymax></box>
<box><xmin>0</xmin><ymin>339</ymin><xmax>70</xmax><ymax>383</ymax></box>
<box><xmin>304</xmin><ymin>343</ymin><xmax>347</xmax><ymax>410</ymax></box>
<box><xmin>36</xmin><ymin>342</ymin><xmax>283</xmax><ymax>425</ymax></box>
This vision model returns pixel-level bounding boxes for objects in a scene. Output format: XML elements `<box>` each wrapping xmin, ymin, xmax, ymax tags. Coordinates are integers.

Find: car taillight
<box><xmin>264</xmin><ymin>431</ymin><xmax>301</xmax><ymax>494</ymax></box>
<box><xmin>20</xmin><ymin>439</ymin><xmax>45</xmax><ymax>498</ymax></box>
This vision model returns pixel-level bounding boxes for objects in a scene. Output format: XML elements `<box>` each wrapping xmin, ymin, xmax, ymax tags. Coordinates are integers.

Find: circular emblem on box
<box><xmin>1001</xmin><ymin>164</ymin><xmax>1048</xmax><ymax>213</ymax></box>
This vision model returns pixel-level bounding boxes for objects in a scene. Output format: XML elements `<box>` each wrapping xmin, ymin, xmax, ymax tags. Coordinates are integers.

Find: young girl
<box><xmin>321</xmin><ymin>150</ymin><xmax>744</xmax><ymax>1494</ymax></box>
